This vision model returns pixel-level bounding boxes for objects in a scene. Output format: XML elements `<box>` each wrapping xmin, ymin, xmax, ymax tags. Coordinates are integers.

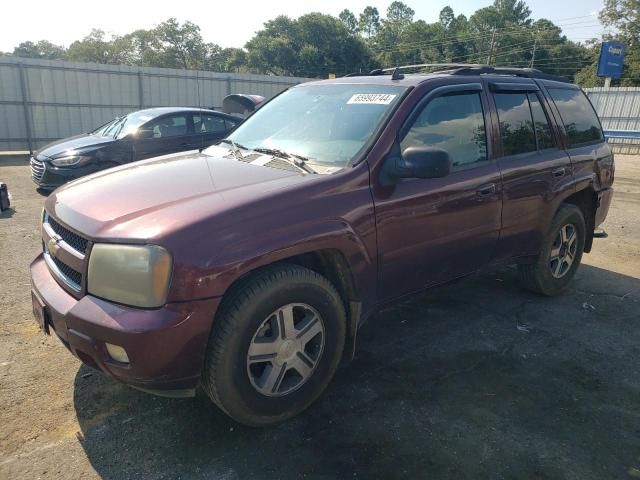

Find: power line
<box><xmin>369</xmin><ymin>21</ymin><xmax>602</xmax><ymax>55</ymax></box>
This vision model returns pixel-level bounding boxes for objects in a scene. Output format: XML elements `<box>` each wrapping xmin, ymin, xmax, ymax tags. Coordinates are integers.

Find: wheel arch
<box><xmin>212</xmin><ymin>245</ymin><xmax>367</xmax><ymax>352</ymax></box>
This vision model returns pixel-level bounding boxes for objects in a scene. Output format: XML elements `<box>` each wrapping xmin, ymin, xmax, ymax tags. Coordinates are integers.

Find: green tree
<box><xmin>152</xmin><ymin>18</ymin><xmax>208</xmax><ymax>69</ymax></box>
<box><xmin>339</xmin><ymin>9</ymin><xmax>359</xmax><ymax>35</ymax></box>
<box><xmin>13</xmin><ymin>40</ymin><xmax>66</xmax><ymax>60</ymax></box>
<box><xmin>600</xmin><ymin>0</ymin><xmax>640</xmax><ymax>44</ymax></box>
<box><xmin>439</xmin><ymin>6</ymin><xmax>455</xmax><ymax>30</ymax></box>
<box><xmin>66</xmin><ymin>30</ymin><xmax>116</xmax><ymax>64</ymax></box>
<box><xmin>246</xmin><ymin>13</ymin><xmax>373</xmax><ymax>76</ymax></box>
<box><xmin>386</xmin><ymin>1</ymin><xmax>415</xmax><ymax>25</ymax></box>
<box><xmin>359</xmin><ymin>7</ymin><xmax>380</xmax><ymax>39</ymax></box>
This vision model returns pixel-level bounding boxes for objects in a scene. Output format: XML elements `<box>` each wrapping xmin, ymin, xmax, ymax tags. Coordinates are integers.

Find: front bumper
<box><xmin>595</xmin><ymin>187</ymin><xmax>614</xmax><ymax>227</ymax></box>
<box><xmin>30</xmin><ymin>253</ymin><xmax>221</xmax><ymax>394</ymax></box>
<box><xmin>30</xmin><ymin>158</ymin><xmax>101</xmax><ymax>190</ymax></box>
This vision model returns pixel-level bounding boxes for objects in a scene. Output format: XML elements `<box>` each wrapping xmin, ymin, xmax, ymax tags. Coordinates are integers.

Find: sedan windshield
<box><xmin>212</xmin><ymin>84</ymin><xmax>406</xmax><ymax>168</ymax></box>
<box><xmin>93</xmin><ymin>111</ymin><xmax>157</xmax><ymax>139</ymax></box>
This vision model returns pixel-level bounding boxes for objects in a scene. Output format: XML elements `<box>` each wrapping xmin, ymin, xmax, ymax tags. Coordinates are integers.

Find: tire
<box><xmin>202</xmin><ymin>263</ymin><xmax>346</xmax><ymax>426</ymax></box>
<box><xmin>518</xmin><ymin>204</ymin><xmax>586</xmax><ymax>296</ymax></box>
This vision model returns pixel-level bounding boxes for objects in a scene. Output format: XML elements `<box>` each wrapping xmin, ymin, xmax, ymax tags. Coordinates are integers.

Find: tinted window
<box><xmin>548</xmin><ymin>88</ymin><xmax>604</xmax><ymax>147</ymax></box>
<box><xmin>401</xmin><ymin>92</ymin><xmax>487</xmax><ymax>168</ymax></box>
<box><xmin>148</xmin><ymin>114</ymin><xmax>188</xmax><ymax>138</ymax></box>
<box><xmin>528</xmin><ymin>93</ymin><xmax>554</xmax><ymax>150</ymax></box>
<box><xmin>494</xmin><ymin>93</ymin><xmax>536</xmax><ymax>155</ymax></box>
<box><xmin>225</xmin><ymin>119</ymin><xmax>237</xmax><ymax>130</ymax></box>
<box><xmin>194</xmin><ymin>114</ymin><xmax>227</xmax><ymax>134</ymax></box>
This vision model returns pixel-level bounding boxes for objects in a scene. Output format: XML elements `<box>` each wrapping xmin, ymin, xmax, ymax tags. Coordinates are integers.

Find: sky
<box><xmin>1</xmin><ymin>0</ymin><xmax>608</xmax><ymax>53</ymax></box>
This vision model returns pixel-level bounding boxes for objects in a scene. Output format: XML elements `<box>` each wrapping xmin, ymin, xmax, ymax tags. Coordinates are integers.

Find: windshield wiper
<box><xmin>218</xmin><ymin>139</ymin><xmax>247</xmax><ymax>161</ymax></box>
<box><xmin>252</xmin><ymin>147</ymin><xmax>316</xmax><ymax>174</ymax></box>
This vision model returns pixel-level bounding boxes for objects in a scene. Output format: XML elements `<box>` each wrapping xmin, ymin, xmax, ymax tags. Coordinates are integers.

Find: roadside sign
<box><xmin>597</xmin><ymin>41</ymin><xmax>625</xmax><ymax>79</ymax></box>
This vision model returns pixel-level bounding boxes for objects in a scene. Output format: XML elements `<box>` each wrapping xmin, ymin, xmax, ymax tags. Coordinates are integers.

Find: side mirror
<box><xmin>381</xmin><ymin>146</ymin><xmax>451</xmax><ymax>185</ymax></box>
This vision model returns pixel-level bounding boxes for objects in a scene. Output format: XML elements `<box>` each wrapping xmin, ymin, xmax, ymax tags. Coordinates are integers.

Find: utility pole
<box><xmin>487</xmin><ymin>28</ymin><xmax>497</xmax><ymax>65</ymax></box>
<box><xmin>530</xmin><ymin>37</ymin><xmax>537</xmax><ymax>68</ymax></box>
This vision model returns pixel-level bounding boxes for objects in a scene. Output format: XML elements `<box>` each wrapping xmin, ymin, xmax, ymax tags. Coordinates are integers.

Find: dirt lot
<box><xmin>1</xmin><ymin>156</ymin><xmax>639</xmax><ymax>480</ymax></box>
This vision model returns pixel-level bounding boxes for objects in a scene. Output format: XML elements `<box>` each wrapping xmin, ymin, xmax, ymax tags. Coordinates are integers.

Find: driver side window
<box><xmin>146</xmin><ymin>114</ymin><xmax>188</xmax><ymax>139</ymax></box>
<box><xmin>401</xmin><ymin>92</ymin><xmax>487</xmax><ymax>169</ymax></box>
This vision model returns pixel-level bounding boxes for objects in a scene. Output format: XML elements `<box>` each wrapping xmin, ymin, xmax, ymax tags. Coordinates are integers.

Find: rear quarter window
<box><xmin>548</xmin><ymin>88</ymin><xmax>604</xmax><ymax>147</ymax></box>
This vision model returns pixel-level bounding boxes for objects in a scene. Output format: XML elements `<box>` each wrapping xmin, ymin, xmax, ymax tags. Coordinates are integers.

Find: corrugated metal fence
<box><xmin>0</xmin><ymin>56</ymin><xmax>310</xmax><ymax>153</ymax></box>
<box><xmin>585</xmin><ymin>87</ymin><xmax>640</xmax><ymax>155</ymax></box>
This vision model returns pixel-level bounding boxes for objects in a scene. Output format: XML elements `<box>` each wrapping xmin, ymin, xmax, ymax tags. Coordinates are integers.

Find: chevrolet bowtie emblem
<box><xmin>48</xmin><ymin>235</ymin><xmax>62</xmax><ymax>257</ymax></box>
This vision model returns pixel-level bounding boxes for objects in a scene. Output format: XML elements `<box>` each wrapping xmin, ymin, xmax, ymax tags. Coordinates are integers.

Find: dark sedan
<box><xmin>30</xmin><ymin>107</ymin><xmax>240</xmax><ymax>190</ymax></box>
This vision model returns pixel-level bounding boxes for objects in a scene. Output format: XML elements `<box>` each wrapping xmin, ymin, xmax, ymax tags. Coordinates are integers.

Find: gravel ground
<box><xmin>1</xmin><ymin>155</ymin><xmax>639</xmax><ymax>480</ymax></box>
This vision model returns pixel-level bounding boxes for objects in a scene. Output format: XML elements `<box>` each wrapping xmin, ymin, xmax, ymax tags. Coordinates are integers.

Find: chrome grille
<box><xmin>46</xmin><ymin>214</ymin><xmax>88</xmax><ymax>254</ymax></box>
<box><xmin>49</xmin><ymin>254</ymin><xmax>82</xmax><ymax>286</ymax></box>
<box><xmin>42</xmin><ymin>212</ymin><xmax>89</xmax><ymax>294</ymax></box>
<box><xmin>30</xmin><ymin>157</ymin><xmax>45</xmax><ymax>182</ymax></box>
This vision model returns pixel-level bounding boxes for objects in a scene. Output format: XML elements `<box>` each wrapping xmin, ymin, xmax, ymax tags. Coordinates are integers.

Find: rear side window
<box><xmin>401</xmin><ymin>92</ymin><xmax>487</xmax><ymax>168</ymax></box>
<box><xmin>494</xmin><ymin>93</ymin><xmax>536</xmax><ymax>155</ymax></box>
<box><xmin>528</xmin><ymin>94</ymin><xmax>554</xmax><ymax>150</ymax></box>
<box><xmin>193</xmin><ymin>114</ymin><xmax>227</xmax><ymax>133</ymax></box>
<box><xmin>548</xmin><ymin>88</ymin><xmax>604</xmax><ymax>147</ymax></box>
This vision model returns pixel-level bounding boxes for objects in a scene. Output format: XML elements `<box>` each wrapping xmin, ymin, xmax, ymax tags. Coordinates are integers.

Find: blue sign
<box><xmin>597</xmin><ymin>41</ymin><xmax>625</xmax><ymax>79</ymax></box>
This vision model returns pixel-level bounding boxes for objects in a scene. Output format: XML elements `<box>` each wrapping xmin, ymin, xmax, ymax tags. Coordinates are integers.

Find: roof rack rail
<box><xmin>450</xmin><ymin>65</ymin><xmax>571</xmax><ymax>83</ymax></box>
<box><xmin>343</xmin><ymin>63</ymin><xmax>571</xmax><ymax>83</ymax></box>
<box><xmin>381</xmin><ymin>63</ymin><xmax>486</xmax><ymax>73</ymax></box>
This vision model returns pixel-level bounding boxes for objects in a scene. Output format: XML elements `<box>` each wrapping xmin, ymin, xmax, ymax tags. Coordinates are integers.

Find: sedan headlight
<box><xmin>50</xmin><ymin>155</ymin><xmax>91</xmax><ymax>167</ymax></box>
<box><xmin>88</xmin><ymin>244</ymin><xmax>172</xmax><ymax>308</ymax></box>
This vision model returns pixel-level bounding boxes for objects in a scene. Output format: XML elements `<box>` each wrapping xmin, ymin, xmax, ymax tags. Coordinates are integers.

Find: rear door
<box><xmin>192</xmin><ymin>112</ymin><xmax>235</xmax><ymax>149</ymax></box>
<box><xmin>374</xmin><ymin>82</ymin><xmax>503</xmax><ymax>302</ymax></box>
<box><xmin>488</xmin><ymin>81</ymin><xmax>574</xmax><ymax>261</ymax></box>
<box><xmin>132</xmin><ymin>112</ymin><xmax>191</xmax><ymax>160</ymax></box>
<box><xmin>543</xmin><ymin>84</ymin><xmax>613</xmax><ymax>193</ymax></box>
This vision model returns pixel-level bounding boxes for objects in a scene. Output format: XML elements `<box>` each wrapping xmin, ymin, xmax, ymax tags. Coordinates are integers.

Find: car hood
<box><xmin>46</xmin><ymin>150</ymin><xmax>311</xmax><ymax>241</ymax></box>
<box><xmin>37</xmin><ymin>134</ymin><xmax>115</xmax><ymax>160</ymax></box>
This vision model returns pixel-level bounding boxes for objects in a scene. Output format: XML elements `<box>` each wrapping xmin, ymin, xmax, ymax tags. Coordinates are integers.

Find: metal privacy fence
<box><xmin>585</xmin><ymin>87</ymin><xmax>640</xmax><ymax>155</ymax></box>
<box><xmin>0</xmin><ymin>56</ymin><xmax>310</xmax><ymax>153</ymax></box>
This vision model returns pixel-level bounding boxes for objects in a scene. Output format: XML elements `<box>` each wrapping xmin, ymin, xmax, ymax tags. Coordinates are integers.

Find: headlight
<box><xmin>88</xmin><ymin>244</ymin><xmax>172</xmax><ymax>308</ymax></box>
<box><xmin>50</xmin><ymin>155</ymin><xmax>91</xmax><ymax>167</ymax></box>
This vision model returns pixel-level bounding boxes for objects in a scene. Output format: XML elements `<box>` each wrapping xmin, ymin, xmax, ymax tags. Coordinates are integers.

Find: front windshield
<box><xmin>94</xmin><ymin>111</ymin><xmax>157</xmax><ymax>139</ymax></box>
<box><xmin>218</xmin><ymin>84</ymin><xmax>406</xmax><ymax>167</ymax></box>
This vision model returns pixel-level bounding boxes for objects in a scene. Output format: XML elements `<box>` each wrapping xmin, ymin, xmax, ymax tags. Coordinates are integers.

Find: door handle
<box><xmin>552</xmin><ymin>167</ymin><xmax>566</xmax><ymax>177</ymax></box>
<box><xmin>476</xmin><ymin>183</ymin><xmax>496</xmax><ymax>197</ymax></box>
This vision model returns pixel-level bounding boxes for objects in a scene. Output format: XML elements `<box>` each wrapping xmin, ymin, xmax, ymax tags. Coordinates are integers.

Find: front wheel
<box><xmin>202</xmin><ymin>264</ymin><xmax>346</xmax><ymax>426</ymax></box>
<box><xmin>518</xmin><ymin>204</ymin><xmax>586</xmax><ymax>296</ymax></box>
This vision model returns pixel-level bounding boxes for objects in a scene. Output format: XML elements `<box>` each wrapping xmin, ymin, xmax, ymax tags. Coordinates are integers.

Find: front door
<box><xmin>373</xmin><ymin>83</ymin><xmax>503</xmax><ymax>302</ymax></box>
<box><xmin>133</xmin><ymin>112</ymin><xmax>191</xmax><ymax>161</ymax></box>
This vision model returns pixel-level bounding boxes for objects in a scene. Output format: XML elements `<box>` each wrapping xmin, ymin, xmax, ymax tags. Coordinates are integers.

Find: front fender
<box><xmin>168</xmin><ymin>218</ymin><xmax>377</xmax><ymax>307</ymax></box>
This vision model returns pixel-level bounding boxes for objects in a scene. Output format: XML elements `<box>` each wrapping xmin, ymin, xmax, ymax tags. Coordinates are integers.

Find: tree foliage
<box><xmin>245</xmin><ymin>13</ymin><xmax>373</xmax><ymax>76</ymax></box>
<box><xmin>13</xmin><ymin>40</ymin><xmax>66</xmax><ymax>60</ymax></box>
<box><xmin>5</xmin><ymin>2</ymin><xmax>639</xmax><ymax>86</ymax></box>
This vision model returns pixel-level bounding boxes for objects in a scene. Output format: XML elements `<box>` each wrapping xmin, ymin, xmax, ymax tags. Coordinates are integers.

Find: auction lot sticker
<box><xmin>347</xmin><ymin>93</ymin><xmax>397</xmax><ymax>105</ymax></box>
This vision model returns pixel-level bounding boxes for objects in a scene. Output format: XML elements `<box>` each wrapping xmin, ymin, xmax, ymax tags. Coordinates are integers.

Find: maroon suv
<box><xmin>30</xmin><ymin>65</ymin><xmax>614</xmax><ymax>426</ymax></box>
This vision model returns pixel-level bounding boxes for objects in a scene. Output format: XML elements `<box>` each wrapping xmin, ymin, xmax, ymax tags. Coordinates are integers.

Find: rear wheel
<box><xmin>518</xmin><ymin>204</ymin><xmax>586</xmax><ymax>296</ymax></box>
<box><xmin>202</xmin><ymin>264</ymin><xmax>346</xmax><ymax>426</ymax></box>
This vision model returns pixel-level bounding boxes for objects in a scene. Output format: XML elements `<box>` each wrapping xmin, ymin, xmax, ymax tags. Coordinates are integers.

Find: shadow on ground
<box><xmin>73</xmin><ymin>264</ymin><xmax>640</xmax><ymax>480</ymax></box>
<box><xmin>0</xmin><ymin>207</ymin><xmax>16</xmax><ymax>219</ymax></box>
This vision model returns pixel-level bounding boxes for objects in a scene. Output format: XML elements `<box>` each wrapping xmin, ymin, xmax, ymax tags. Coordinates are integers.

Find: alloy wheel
<box><xmin>246</xmin><ymin>303</ymin><xmax>325</xmax><ymax>397</ymax></box>
<box><xmin>549</xmin><ymin>223</ymin><xmax>578</xmax><ymax>279</ymax></box>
